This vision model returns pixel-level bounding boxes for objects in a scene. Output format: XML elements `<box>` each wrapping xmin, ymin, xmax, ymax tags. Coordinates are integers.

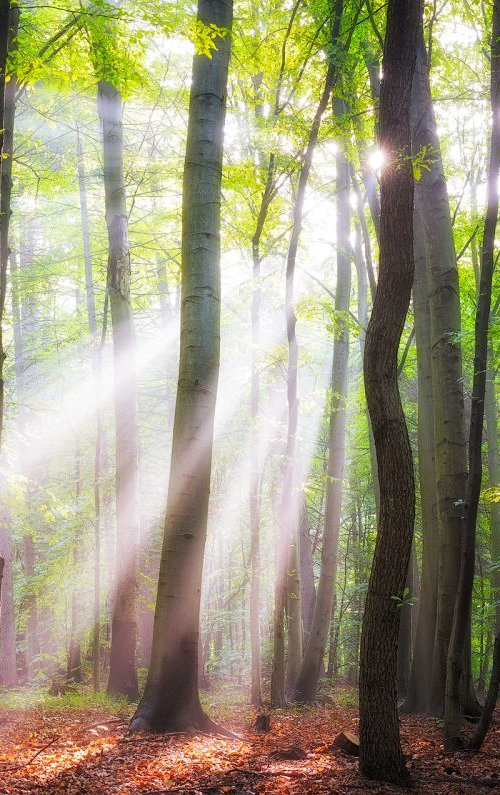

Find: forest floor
<box><xmin>0</xmin><ymin>684</ymin><xmax>499</xmax><ymax>794</ymax></box>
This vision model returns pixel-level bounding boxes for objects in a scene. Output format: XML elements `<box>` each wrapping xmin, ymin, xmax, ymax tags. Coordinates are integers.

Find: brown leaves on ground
<box><xmin>0</xmin><ymin>697</ymin><xmax>499</xmax><ymax>794</ymax></box>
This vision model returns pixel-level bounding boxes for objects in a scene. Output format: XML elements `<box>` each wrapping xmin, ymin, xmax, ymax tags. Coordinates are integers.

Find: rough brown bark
<box><xmin>130</xmin><ymin>0</ymin><xmax>232</xmax><ymax>732</ymax></box>
<box><xmin>358</xmin><ymin>0</ymin><xmax>421</xmax><ymax>785</ymax></box>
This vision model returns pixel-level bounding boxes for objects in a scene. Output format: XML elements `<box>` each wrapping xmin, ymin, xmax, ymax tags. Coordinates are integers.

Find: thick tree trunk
<box><xmin>98</xmin><ymin>77</ymin><xmax>140</xmax><ymax>700</ymax></box>
<box><xmin>130</xmin><ymin>0</ymin><xmax>232</xmax><ymax>733</ymax></box>
<box><xmin>444</xmin><ymin>0</ymin><xmax>500</xmax><ymax>750</ymax></box>
<box><xmin>294</xmin><ymin>101</ymin><xmax>350</xmax><ymax>703</ymax></box>
<box><xmin>403</xmin><ymin>209</ymin><xmax>438</xmax><ymax>712</ymax></box>
<box><xmin>410</xmin><ymin>29</ymin><xmax>468</xmax><ymax>718</ymax></box>
<box><xmin>358</xmin><ymin>0</ymin><xmax>420</xmax><ymax>785</ymax></box>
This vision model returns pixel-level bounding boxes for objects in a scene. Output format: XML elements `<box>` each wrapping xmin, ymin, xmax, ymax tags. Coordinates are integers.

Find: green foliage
<box><xmin>190</xmin><ymin>20</ymin><xmax>228</xmax><ymax>58</ymax></box>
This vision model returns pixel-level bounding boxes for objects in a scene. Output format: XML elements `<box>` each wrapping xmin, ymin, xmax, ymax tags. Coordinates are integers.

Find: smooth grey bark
<box><xmin>76</xmin><ymin>124</ymin><xmax>102</xmax><ymax>691</ymax></box>
<box><xmin>66</xmin><ymin>428</ymin><xmax>83</xmax><ymax>683</ymax></box>
<box><xmin>272</xmin><ymin>0</ymin><xmax>347</xmax><ymax>710</ymax></box>
<box><xmin>97</xmin><ymin>77</ymin><xmax>140</xmax><ymax>700</ymax></box>
<box><xmin>0</xmin><ymin>0</ymin><xmax>11</xmax><ymax>451</ymax></box>
<box><xmin>444</xmin><ymin>0</ymin><xmax>500</xmax><ymax>750</ymax></box>
<box><xmin>285</xmin><ymin>530</ymin><xmax>302</xmax><ymax>696</ymax></box>
<box><xmin>294</xmin><ymin>98</ymin><xmax>351</xmax><ymax>704</ymax></box>
<box><xmin>402</xmin><ymin>208</ymin><xmax>438</xmax><ymax>712</ymax></box>
<box><xmin>0</xmin><ymin>500</ymin><xmax>16</xmax><ymax>685</ymax></box>
<box><xmin>130</xmin><ymin>0</ymin><xmax>232</xmax><ymax>733</ymax></box>
<box><xmin>0</xmin><ymin>12</ymin><xmax>18</xmax><ymax>681</ymax></box>
<box><xmin>410</xmin><ymin>30</ymin><xmax>468</xmax><ymax>717</ymax></box>
<box><xmin>16</xmin><ymin>222</ymin><xmax>41</xmax><ymax>682</ymax></box>
<box><xmin>358</xmin><ymin>0</ymin><xmax>420</xmax><ymax>785</ymax></box>
<box><xmin>299</xmin><ymin>498</ymin><xmax>316</xmax><ymax>642</ymax></box>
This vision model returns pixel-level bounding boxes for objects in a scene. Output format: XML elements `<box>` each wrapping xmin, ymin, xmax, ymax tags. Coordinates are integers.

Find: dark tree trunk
<box><xmin>358</xmin><ymin>0</ymin><xmax>421</xmax><ymax>786</ymax></box>
<box><xmin>130</xmin><ymin>0</ymin><xmax>233</xmax><ymax>733</ymax></box>
<box><xmin>444</xmin><ymin>0</ymin><xmax>500</xmax><ymax>750</ymax></box>
<box><xmin>397</xmin><ymin>544</ymin><xmax>414</xmax><ymax>700</ymax></box>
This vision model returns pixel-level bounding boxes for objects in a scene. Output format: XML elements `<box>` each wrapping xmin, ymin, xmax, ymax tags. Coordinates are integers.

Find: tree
<box><xmin>410</xmin><ymin>25</ymin><xmax>471</xmax><ymax>717</ymax></box>
<box><xmin>294</xmin><ymin>95</ymin><xmax>351</xmax><ymax>704</ymax></box>
<box><xmin>130</xmin><ymin>0</ymin><xmax>233</xmax><ymax>732</ymax></box>
<box><xmin>444</xmin><ymin>0</ymin><xmax>500</xmax><ymax>750</ymax></box>
<box><xmin>94</xmin><ymin>21</ymin><xmax>141</xmax><ymax>697</ymax></box>
<box><xmin>0</xmin><ymin>0</ymin><xmax>11</xmax><ymax>450</ymax></box>
<box><xmin>358</xmin><ymin>0</ymin><xmax>421</xmax><ymax>786</ymax></box>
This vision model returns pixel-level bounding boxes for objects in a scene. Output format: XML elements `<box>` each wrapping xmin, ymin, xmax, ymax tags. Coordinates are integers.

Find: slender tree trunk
<box><xmin>474</xmin><ymin>183</ymin><xmax>500</xmax><ymax>641</ymax></box>
<box><xmin>358</xmin><ymin>0</ymin><xmax>420</xmax><ymax>785</ymax></box>
<box><xmin>97</xmin><ymin>76</ymin><xmax>140</xmax><ymax>700</ymax></box>
<box><xmin>410</xmin><ymin>29</ymin><xmax>469</xmax><ymax>718</ymax></box>
<box><xmin>249</xmin><ymin>191</ymin><xmax>262</xmax><ymax>706</ymax></box>
<box><xmin>130</xmin><ymin>0</ymin><xmax>233</xmax><ymax>733</ymax></box>
<box><xmin>285</xmin><ymin>532</ymin><xmax>302</xmax><ymax>696</ymax></box>
<box><xmin>272</xmin><ymin>0</ymin><xmax>346</xmax><ymax>709</ymax></box>
<box><xmin>76</xmin><ymin>124</ymin><xmax>102</xmax><ymax>691</ymax></box>
<box><xmin>397</xmin><ymin>545</ymin><xmax>414</xmax><ymax>699</ymax></box>
<box><xmin>0</xmin><ymin>500</ymin><xmax>16</xmax><ymax>685</ymax></box>
<box><xmin>444</xmin><ymin>0</ymin><xmax>500</xmax><ymax>750</ymax></box>
<box><xmin>67</xmin><ymin>441</ymin><xmax>83</xmax><ymax>684</ymax></box>
<box><xmin>0</xmin><ymin>0</ymin><xmax>11</xmax><ymax>452</ymax></box>
<box><xmin>403</xmin><ymin>209</ymin><xmax>439</xmax><ymax>712</ymax></box>
<box><xmin>299</xmin><ymin>498</ymin><xmax>316</xmax><ymax>642</ymax></box>
<box><xmin>294</xmin><ymin>99</ymin><xmax>351</xmax><ymax>703</ymax></box>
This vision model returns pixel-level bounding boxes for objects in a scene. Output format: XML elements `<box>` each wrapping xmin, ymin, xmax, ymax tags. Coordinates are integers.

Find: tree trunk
<box><xmin>76</xmin><ymin>124</ymin><xmax>103</xmax><ymax>691</ymax></box>
<box><xmin>97</xmin><ymin>77</ymin><xmax>140</xmax><ymax>700</ymax></box>
<box><xmin>358</xmin><ymin>0</ymin><xmax>420</xmax><ymax>785</ymax></box>
<box><xmin>294</xmin><ymin>99</ymin><xmax>351</xmax><ymax>703</ymax></box>
<box><xmin>0</xmin><ymin>501</ymin><xmax>16</xmax><ymax>685</ymax></box>
<box><xmin>249</xmin><ymin>178</ymin><xmax>263</xmax><ymax>707</ymax></box>
<box><xmin>444</xmin><ymin>0</ymin><xmax>500</xmax><ymax>750</ymax></box>
<box><xmin>130</xmin><ymin>0</ymin><xmax>233</xmax><ymax>733</ymax></box>
<box><xmin>0</xmin><ymin>0</ymin><xmax>11</xmax><ymax>451</ymax></box>
<box><xmin>397</xmin><ymin>545</ymin><xmax>414</xmax><ymax>699</ymax></box>
<box><xmin>66</xmin><ymin>443</ymin><xmax>83</xmax><ymax>685</ymax></box>
<box><xmin>285</xmin><ymin>532</ymin><xmax>302</xmax><ymax>696</ymax></box>
<box><xmin>298</xmin><ymin>499</ymin><xmax>316</xmax><ymax>642</ymax></box>
<box><xmin>410</xmin><ymin>28</ymin><xmax>468</xmax><ymax>718</ymax></box>
<box><xmin>402</xmin><ymin>206</ymin><xmax>439</xmax><ymax>712</ymax></box>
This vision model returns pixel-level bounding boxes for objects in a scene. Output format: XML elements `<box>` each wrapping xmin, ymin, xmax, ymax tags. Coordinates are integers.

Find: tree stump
<box><xmin>332</xmin><ymin>731</ymin><xmax>360</xmax><ymax>756</ymax></box>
